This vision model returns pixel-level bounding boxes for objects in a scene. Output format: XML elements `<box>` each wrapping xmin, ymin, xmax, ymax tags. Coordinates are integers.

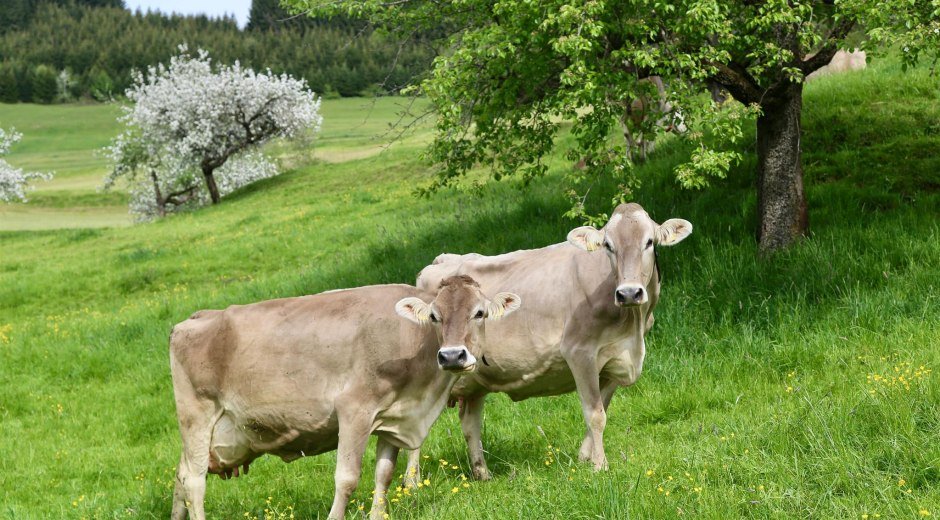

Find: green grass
<box><xmin>0</xmin><ymin>58</ymin><xmax>938</xmax><ymax>519</ymax></box>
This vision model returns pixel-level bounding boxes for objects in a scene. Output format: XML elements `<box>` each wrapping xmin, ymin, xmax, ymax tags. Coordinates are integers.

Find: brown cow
<box><xmin>404</xmin><ymin>203</ymin><xmax>691</xmax><ymax>482</ymax></box>
<box><xmin>169</xmin><ymin>276</ymin><xmax>520</xmax><ymax>520</ymax></box>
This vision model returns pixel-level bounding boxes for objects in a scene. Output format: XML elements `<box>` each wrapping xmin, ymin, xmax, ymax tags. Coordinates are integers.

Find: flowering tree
<box><xmin>104</xmin><ymin>47</ymin><xmax>321</xmax><ymax>218</ymax></box>
<box><xmin>0</xmin><ymin>127</ymin><xmax>52</xmax><ymax>203</ymax></box>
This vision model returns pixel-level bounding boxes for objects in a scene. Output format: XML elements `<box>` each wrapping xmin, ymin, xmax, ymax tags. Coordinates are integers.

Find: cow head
<box><xmin>395</xmin><ymin>275</ymin><xmax>521</xmax><ymax>372</ymax></box>
<box><xmin>567</xmin><ymin>203</ymin><xmax>692</xmax><ymax>307</ymax></box>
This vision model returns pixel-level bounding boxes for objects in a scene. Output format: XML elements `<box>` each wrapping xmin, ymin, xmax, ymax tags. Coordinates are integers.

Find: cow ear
<box><xmin>395</xmin><ymin>297</ymin><xmax>433</xmax><ymax>324</ymax></box>
<box><xmin>486</xmin><ymin>292</ymin><xmax>521</xmax><ymax>320</ymax></box>
<box><xmin>567</xmin><ymin>226</ymin><xmax>604</xmax><ymax>252</ymax></box>
<box><xmin>655</xmin><ymin>219</ymin><xmax>692</xmax><ymax>246</ymax></box>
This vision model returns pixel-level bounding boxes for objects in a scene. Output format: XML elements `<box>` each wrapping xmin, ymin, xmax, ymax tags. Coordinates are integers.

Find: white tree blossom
<box><xmin>0</xmin><ymin>128</ymin><xmax>52</xmax><ymax>203</ymax></box>
<box><xmin>104</xmin><ymin>47</ymin><xmax>321</xmax><ymax>218</ymax></box>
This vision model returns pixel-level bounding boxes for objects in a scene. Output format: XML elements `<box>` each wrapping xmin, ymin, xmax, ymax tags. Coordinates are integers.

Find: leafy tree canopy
<box><xmin>288</xmin><ymin>0</ymin><xmax>937</xmax><ymax>252</ymax></box>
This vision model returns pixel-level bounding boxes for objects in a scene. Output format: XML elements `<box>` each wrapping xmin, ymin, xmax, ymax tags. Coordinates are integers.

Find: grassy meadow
<box><xmin>0</xmin><ymin>58</ymin><xmax>938</xmax><ymax>519</ymax></box>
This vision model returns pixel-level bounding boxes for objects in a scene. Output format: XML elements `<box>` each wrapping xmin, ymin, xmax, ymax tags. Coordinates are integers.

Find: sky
<box><xmin>124</xmin><ymin>0</ymin><xmax>253</xmax><ymax>28</ymax></box>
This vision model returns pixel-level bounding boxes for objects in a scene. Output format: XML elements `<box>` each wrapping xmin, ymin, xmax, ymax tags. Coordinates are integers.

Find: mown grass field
<box><xmin>0</xmin><ymin>57</ymin><xmax>938</xmax><ymax>519</ymax></box>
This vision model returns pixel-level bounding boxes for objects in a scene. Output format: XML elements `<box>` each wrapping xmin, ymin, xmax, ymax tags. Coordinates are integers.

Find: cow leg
<box><xmin>620</xmin><ymin>115</ymin><xmax>636</xmax><ymax>163</ymax></box>
<box><xmin>171</xmin><ymin>410</ymin><xmax>216</xmax><ymax>520</ymax></box>
<box><xmin>170</xmin><ymin>357</ymin><xmax>218</xmax><ymax>520</ymax></box>
<box><xmin>563</xmin><ymin>348</ymin><xmax>608</xmax><ymax>470</ymax></box>
<box><xmin>459</xmin><ymin>395</ymin><xmax>491</xmax><ymax>480</ymax></box>
<box><xmin>578</xmin><ymin>380</ymin><xmax>617</xmax><ymax>462</ymax></box>
<box><xmin>328</xmin><ymin>417</ymin><xmax>371</xmax><ymax>520</ymax></box>
<box><xmin>369</xmin><ymin>437</ymin><xmax>400</xmax><ymax>520</ymax></box>
<box><xmin>403</xmin><ymin>449</ymin><xmax>421</xmax><ymax>489</ymax></box>
<box><xmin>640</xmin><ymin>135</ymin><xmax>650</xmax><ymax>161</ymax></box>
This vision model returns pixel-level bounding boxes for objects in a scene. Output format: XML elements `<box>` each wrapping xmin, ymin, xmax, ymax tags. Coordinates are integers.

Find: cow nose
<box><xmin>437</xmin><ymin>346</ymin><xmax>475</xmax><ymax>371</ymax></box>
<box><xmin>615</xmin><ymin>286</ymin><xmax>646</xmax><ymax>306</ymax></box>
<box><xmin>437</xmin><ymin>349</ymin><xmax>466</xmax><ymax>365</ymax></box>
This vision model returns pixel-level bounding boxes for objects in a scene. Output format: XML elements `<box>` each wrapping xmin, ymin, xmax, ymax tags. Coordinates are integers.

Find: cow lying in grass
<box><xmin>405</xmin><ymin>203</ymin><xmax>692</xmax><ymax>481</ymax></box>
<box><xmin>169</xmin><ymin>275</ymin><xmax>520</xmax><ymax>520</ymax></box>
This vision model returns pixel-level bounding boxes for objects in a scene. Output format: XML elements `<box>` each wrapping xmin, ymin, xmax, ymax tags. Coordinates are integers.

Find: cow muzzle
<box><xmin>615</xmin><ymin>284</ymin><xmax>648</xmax><ymax>306</ymax></box>
<box><xmin>437</xmin><ymin>346</ymin><xmax>477</xmax><ymax>372</ymax></box>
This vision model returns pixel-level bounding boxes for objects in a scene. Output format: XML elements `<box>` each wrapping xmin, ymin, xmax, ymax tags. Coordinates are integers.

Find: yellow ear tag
<box><xmin>417</xmin><ymin>307</ymin><xmax>432</xmax><ymax>323</ymax></box>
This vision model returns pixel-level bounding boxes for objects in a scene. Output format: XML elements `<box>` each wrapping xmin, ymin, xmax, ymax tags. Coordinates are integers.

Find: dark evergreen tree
<box><xmin>31</xmin><ymin>64</ymin><xmax>57</xmax><ymax>103</ymax></box>
<box><xmin>0</xmin><ymin>63</ymin><xmax>19</xmax><ymax>102</ymax></box>
<box><xmin>13</xmin><ymin>62</ymin><xmax>31</xmax><ymax>102</ymax></box>
<box><xmin>0</xmin><ymin>0</ymin><xmax>37</xmax><ymax>33</ymax></box>
<box><xmin>247</xmin><ymin>0</ymin><xmax>284</xmax><ymax>32</ymax></box>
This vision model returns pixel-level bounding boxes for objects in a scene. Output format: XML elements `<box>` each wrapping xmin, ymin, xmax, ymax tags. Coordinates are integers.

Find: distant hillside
<box><xmin>0</xmin><ymin>1</ymin><xmax>435</xmax><ymax>103</ymax></box>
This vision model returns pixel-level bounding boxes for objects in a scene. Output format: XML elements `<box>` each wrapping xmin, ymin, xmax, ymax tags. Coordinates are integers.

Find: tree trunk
<box><xmin>202</xmin><ymin>166</ymin><xmax>221</xmax><ymax>204</ymax></box>
<box><xmin>150</xmin><ymin>169</ymin><xmax>166</xmax><ymax>217</ymax></box>
<box><xmin>756</xmin><ymin>82</ymin><xmax>808</xmax><ymax>254</ymax></box>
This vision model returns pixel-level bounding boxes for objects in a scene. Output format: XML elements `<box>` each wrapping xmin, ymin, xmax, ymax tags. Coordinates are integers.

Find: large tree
<box><xmin>289</xmin><ymin>0</ymin><xmax>930</xmax><ymax>253</ymax></box>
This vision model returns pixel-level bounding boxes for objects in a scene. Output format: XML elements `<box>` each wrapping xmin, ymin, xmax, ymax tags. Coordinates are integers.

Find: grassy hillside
<box><xmin>0</xmin><ymin>97</ymin><xmax>433</xmax><ymax>231</ymax></box>
<box><xmin>0</xmin><ymin>58</ymin><xmax>938</xmax><ymax>519</ymax></box>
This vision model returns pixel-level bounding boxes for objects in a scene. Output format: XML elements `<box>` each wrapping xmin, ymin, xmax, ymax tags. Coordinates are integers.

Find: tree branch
<box><xmin>801</xmin><ymin>18</ymin><xmax>856</xmax><ymax>74</ymax></box>
<box><xmin>708</xmin><ymin>62</ymin><xmax>763</xmax><ymax>104</ymax></box>
<box><xmin>164</xmin><ymin>184</ymin><xmax>199</xmax><ymax>206</ymax></box>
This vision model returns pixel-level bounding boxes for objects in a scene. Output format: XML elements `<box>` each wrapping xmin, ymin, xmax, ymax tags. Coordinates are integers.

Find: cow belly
<box><xmin>504</xmin><ymin>373</ymin><xmax>577</xmax><ymax>401</ymax></box>
<box><xmin>209</xmin><ymin>410</ymin><xmax>339</xmax><ymax>470</ymax></box>
<box><xmin>480</xmin><ymin>359</ymin><xmax>578</xmax><ymax>401</ymax></box>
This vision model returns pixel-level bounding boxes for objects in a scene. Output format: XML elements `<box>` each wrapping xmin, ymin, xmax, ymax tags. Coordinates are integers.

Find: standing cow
<box><xmin>169</xmin><ymin>276</ymin><xmax>520</xmax><ymax>520</ymax></box>
<box><xmin>620</xmin><ymin>76</ymin><xmax>686</xmax><ymax>162</ymax></box>
<box><xmin>405</xmin><ymin>203</ymin><xmax>691</xmax><ymax>481</ymax></box>
<box><xmin>805</xmin><ymin>49</ymin><xmax>867</xmax><ymax>81</ymax></box>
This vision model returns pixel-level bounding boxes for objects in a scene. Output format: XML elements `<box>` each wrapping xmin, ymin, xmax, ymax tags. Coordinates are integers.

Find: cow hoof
<box><xmin>577</xmin><ymin>446</ymin><xmax>592</xmax><ymax>462</ymax></box>
<box><xmin>592</xmin><ymin>460</ymin><xmax>609</xmax><ymax>472</ymax></box>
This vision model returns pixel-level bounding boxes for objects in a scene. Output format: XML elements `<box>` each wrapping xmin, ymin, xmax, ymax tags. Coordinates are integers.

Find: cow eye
<box><xmin>645</xmin><ymin>238</ymin><xmax>653</xmax><ymax>249</ymax></box>
<box><xmin>474</xmin><ymin>310</ymin><xmax>484</xmax><ymax>319</ymax></box>
<box><xmin>429</xmin><ymin>313</ymin><xmax>439</xmax><ymax>323</ymax></box>
<box><xmin>604</xmin><ymin>241</ymin><xmax>614</xmax><ymax>252</ymax></box>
